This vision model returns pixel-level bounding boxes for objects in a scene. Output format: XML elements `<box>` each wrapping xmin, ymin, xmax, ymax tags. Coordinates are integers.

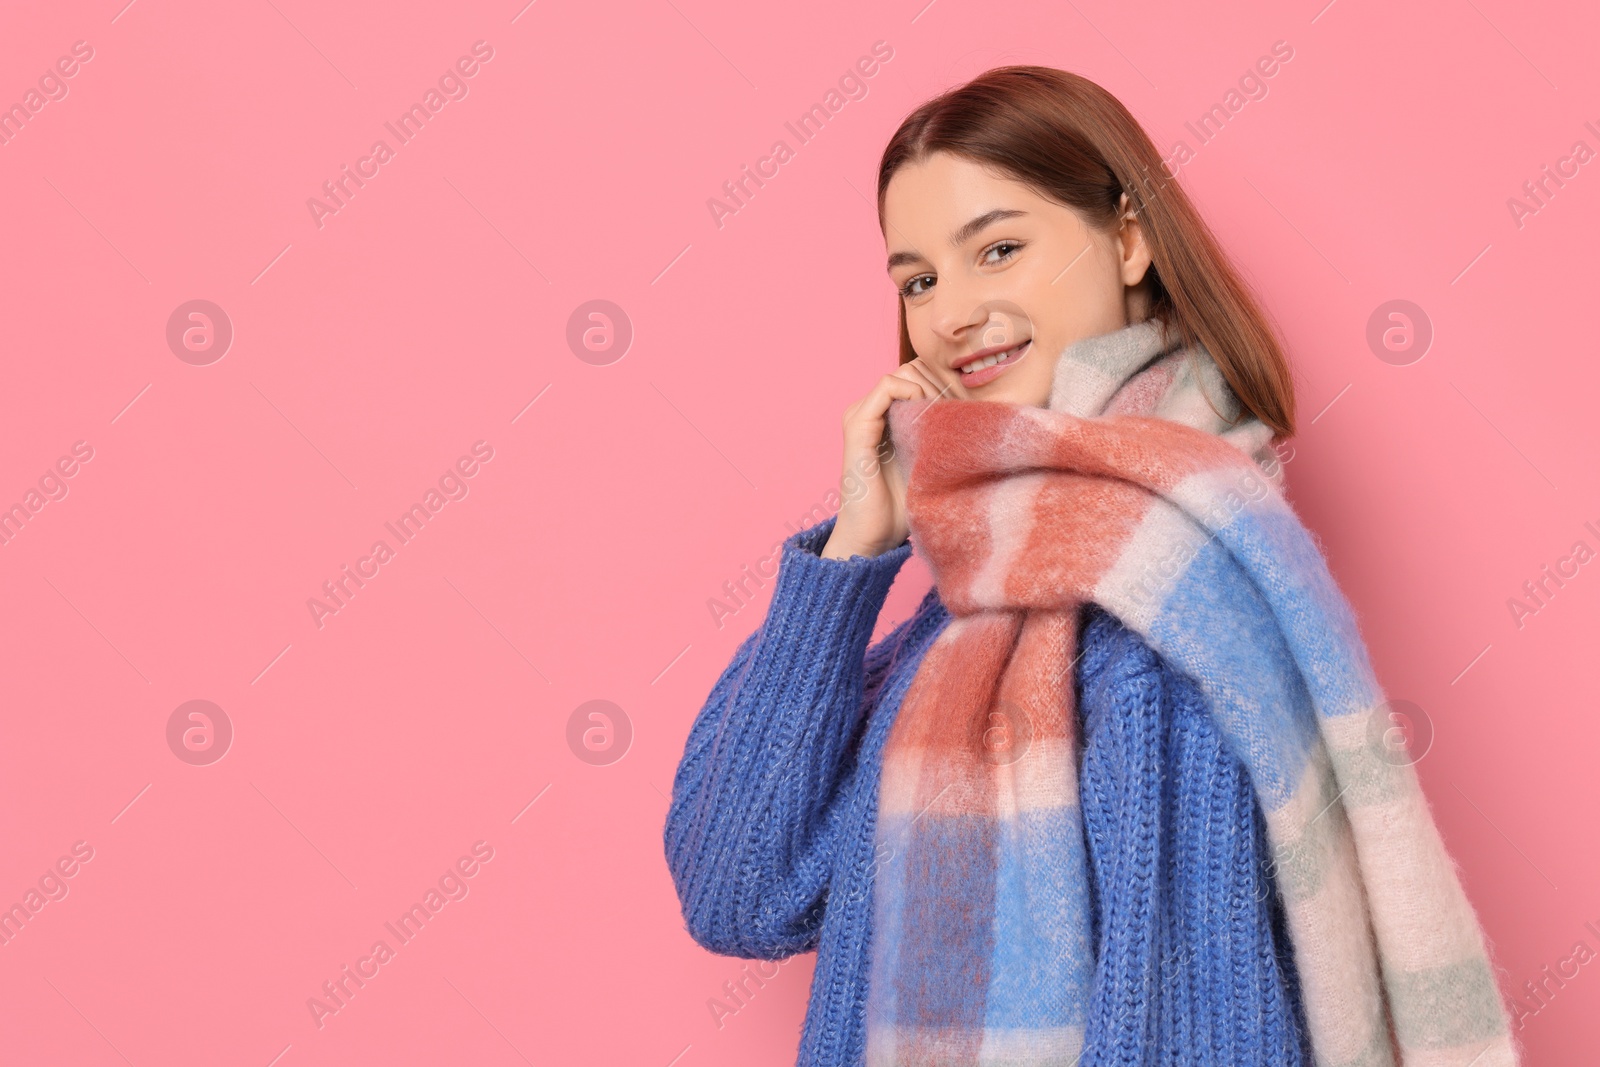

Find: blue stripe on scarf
<box><xmin>985</xmin><ymin>805</ymin><xmax>1094</xmax><ymax>1028</ymax></box>
<box><xmin>1200</xmin><ymin>505</ymin><xmax>1380</xmax><ymax>719</ymax></box>
<box><xmin>1146</xmin><ymin>532</ymin><xmax>1319</xmax><ymax>810</ymax></box>
<box><xmin>895</xmin><ymin>812</ymin><xmax>998</xmax><ymax>1027</ymax></box>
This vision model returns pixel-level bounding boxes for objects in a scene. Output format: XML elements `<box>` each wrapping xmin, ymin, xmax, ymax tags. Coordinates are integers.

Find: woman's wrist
<box><xmin>819</xmin><ymin>528</ymin><xmax>898</xmax><ymax>560</ymax></box>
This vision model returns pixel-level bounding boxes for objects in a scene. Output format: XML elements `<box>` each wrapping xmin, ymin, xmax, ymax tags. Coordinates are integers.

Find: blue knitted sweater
<box><xmin>665</xmin><ymin>514</ymin><xmax>1313</xmax><ymax>1065</ymax></box>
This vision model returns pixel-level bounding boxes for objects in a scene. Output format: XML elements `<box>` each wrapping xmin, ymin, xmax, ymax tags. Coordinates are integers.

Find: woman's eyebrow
<box><xmin>885</xmin><ymin>208</ymin><xmax>1029</xmax><ymax>272</ymax></box>
<box><xmin>949</xmin><ymin>208</ymin><xmax>1026</xmax><ymax>247</ymax></box>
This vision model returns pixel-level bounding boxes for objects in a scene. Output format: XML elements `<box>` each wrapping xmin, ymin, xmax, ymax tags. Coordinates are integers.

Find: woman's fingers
<box><xmin>847</xmin><ymin>371</ymin><xmax>923</xmax><ymax>430</ymax></box>
<box><xmin>893</xmin><ymin>357</ymin><xmax>950</xmax><ymax>400</ymax></box>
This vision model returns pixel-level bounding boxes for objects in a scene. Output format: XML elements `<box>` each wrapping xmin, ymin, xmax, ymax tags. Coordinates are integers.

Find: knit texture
<box><xmin>1076</xmin><ymin>600</ymin><xmax>1310</xmax><ymax>1065</ymax></box>
<box><xmin>664</xmin><ymin>512</ymin><xmax>1311</xmax><ymax>1065</ymax></box>
<box><xmin>868</xmin><ymin>318</ymin><xmax>1519</xmax><ymax>1067</ymax></box>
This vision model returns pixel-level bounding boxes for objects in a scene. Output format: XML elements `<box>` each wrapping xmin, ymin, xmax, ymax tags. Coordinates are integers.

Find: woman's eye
<box><xmin>898</xmin><ymin>275</ymin><xmax>934</xmax><ymax>299</ymax></box>
<box><xmin>983</xmin><ymin>240</ymin><xmax>1023</xmax><ymax>264</ymax></box>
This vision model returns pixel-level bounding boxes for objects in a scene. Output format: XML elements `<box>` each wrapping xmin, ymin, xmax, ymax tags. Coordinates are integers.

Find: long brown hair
<box><xmin>878</xmin><ymin>65</ymin><xmax>1296</xmax><ymax>439</ymax></box>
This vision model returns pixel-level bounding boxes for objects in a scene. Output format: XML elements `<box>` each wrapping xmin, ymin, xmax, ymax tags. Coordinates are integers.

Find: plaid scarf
<box><xmin>863</xmin><ymin>319</ymin><xmax>1519</xmax><ymax>1066</ymax></box>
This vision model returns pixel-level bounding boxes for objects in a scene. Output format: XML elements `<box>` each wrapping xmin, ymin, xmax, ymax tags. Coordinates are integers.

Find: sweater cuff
<box><xmin>787</xmin><ymin>512</ymin><xmax>912</xmax><ymax>567</ymax></box>
<box><xmin>768</xmin><ymin>513</ymin><xmax>913</xmax><ymax>629</ymax></box>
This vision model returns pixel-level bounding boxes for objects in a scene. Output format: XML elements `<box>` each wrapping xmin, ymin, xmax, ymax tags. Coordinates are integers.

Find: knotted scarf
<box><xmin>863</xmin><ymin>318</ymin><xmax>1519</xmax><ymax>1066</ymax></box>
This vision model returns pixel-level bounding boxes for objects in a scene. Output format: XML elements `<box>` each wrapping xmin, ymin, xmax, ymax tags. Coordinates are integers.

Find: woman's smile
<box><xmin>953</xmin><ymin>337</ymin><xmax>1031</xmax><ymax>388</ymax></box>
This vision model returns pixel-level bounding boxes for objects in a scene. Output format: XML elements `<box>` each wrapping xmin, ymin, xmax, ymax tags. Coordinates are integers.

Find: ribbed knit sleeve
<box><xmin>664</xmin><ymin>513</ymin><xmax>915</xmax><ymax>959</ymax></box>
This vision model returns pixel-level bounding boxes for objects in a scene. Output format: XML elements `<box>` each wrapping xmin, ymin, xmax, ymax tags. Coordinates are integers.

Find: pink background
<box><xmin>0</xmin><ymin>0</ymin><xmax>1595</xmax><ymax>1063</ymax></box>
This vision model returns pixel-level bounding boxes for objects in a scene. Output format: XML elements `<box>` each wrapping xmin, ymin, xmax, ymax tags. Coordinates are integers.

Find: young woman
<box><xmin>664</xmin><ymin>66</ymin><xmax>1518</xmax><ymax>1067</ymax></box>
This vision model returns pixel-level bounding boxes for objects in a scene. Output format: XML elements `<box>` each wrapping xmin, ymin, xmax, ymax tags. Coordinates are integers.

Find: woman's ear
<box><xmin>1114</xmin><ymin>191</ymin><xmax>1154</xmax><ymax>287</ymax></box>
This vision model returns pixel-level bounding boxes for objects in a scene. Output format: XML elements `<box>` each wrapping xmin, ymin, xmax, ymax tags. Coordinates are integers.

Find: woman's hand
<box><xmin>821</xmin><ymin>357</ymin><xmax>949</xmax><ymax>560</ymax></box>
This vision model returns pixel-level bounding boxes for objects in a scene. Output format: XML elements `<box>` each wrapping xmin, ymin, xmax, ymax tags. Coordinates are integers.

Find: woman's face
<box><xmin>883</xmin><ymin>150</ymin><xmax>1154</xmax><ymax>407</ymax></box>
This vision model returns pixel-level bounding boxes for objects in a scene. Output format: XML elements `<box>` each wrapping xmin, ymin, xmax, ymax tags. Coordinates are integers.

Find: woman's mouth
<box><xmin>956</xmin><ymin>339</ymin><xmax>1031</xmax><ymax>388</ymax></box>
